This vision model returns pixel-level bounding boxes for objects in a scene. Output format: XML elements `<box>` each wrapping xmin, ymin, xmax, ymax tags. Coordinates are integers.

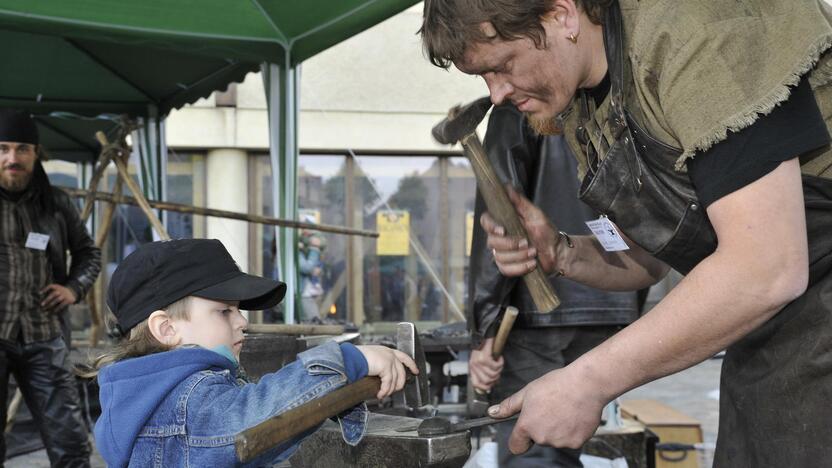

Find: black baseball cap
<box><xmin>106</xmin><ymin>239</ymin><xmax>286</xmax><ymax>334</ymax></box>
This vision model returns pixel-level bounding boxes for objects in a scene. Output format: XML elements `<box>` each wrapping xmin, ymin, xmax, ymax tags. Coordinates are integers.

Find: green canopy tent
<box><xmin>0</xmin><ymin>0</ymin><xmax>419</xmax><ymax>321</ymax></box>
<box><xmin>0</xmin><ymin>24</ymin><xmax>261</xmax><ymax>198</ymax></box>
<box><xmin>0</xmin><ymin>1</ymin><xmax>419</xmax><ymax>67</ymax></box>
<box><xmin>34</xmin><ymin>114</ymin><xmax>119</xmax><ymax>164</ymax></box>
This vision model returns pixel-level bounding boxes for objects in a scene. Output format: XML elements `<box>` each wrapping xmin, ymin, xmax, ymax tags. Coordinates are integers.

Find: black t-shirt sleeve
<box><xmin>687</xmin><ymin>76</ymin><xmax>830</xmax><ymax>208</ymax></box>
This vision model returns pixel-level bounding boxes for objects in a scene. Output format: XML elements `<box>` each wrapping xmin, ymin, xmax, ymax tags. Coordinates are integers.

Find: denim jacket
<box><xmin>95</xmin><ymin>341</ymin><xmax>367</xmax><ymax>467</ymax></box>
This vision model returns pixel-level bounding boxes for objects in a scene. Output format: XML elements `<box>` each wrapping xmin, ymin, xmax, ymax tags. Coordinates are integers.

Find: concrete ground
<box><xmin>624</xmin><ymin>357</ymin><xmax>721</xmax><ymax>468</ymax></box>
<box><xmin>6</xmin><ymin>441</ymin><xmax>106</xmax><ymax>468</ymax></box>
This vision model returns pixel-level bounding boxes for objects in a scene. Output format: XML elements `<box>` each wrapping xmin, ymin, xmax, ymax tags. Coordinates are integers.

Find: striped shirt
<box><xmin>0</xmin><ymin>188</ymin><xmax>61</xmax><ymax>343</ymax></box>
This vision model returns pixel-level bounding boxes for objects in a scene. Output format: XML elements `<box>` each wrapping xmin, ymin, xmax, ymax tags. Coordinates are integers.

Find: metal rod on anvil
<box><xmin>245</xmin><ymin>324</ymin><xmax>345</xmax><ymax>335</ymax></box>
<box><xmin>60</xmin><ymin>187</ymin><xmax>380</xmax><ymax>238</ymax></box>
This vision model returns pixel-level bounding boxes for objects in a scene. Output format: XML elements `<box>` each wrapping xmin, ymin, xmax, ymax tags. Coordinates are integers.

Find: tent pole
<box><xmin>264</xmin><ymin>58</ymin><xmax>300</xmax><ymax>324</ymax></box>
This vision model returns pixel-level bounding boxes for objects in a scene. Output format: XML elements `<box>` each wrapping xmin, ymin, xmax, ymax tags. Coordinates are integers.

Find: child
<box><xmin>86</xmin><ymin>239</ymin><xmax>417</xmax><ymax>467</ymax></box>
<box><xmin>298</xmin><ymin>230</ymin><xmax>325</xmax><ymax>321</ymax></box>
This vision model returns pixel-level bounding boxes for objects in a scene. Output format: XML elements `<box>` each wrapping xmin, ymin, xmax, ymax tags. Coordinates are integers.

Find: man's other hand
<box><xmin>487</xmin><ymin>365</ymin><xmax>604</xmax><ymax>454</ymax></box>
<box><xmin>469</xmin><ymin>337</ymin><xmax>504</xmax><ymax>392</ymax></box>
<box><xmin>41</xmin><ymin>284</ymin><xmax>77</xmax><ymax>312</ymax></box>
<box><xmin>481</xmin><ymin>186</ymin><xmax>561</xmax><ymax>276</ymax></box>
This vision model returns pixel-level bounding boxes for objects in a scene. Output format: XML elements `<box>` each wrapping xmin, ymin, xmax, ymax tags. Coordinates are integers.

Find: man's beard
<box><xmin>0</xmin><ymin>167</ymin><xmax>32</xmax><ymax>192</ymax></box>
<box><xmin>525</xmin><ymin>113</ymin><xmax>562</xmax><ymax>136</ymax></box>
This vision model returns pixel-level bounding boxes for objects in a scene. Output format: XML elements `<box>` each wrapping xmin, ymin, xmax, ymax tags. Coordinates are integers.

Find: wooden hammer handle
<box><xmin>235</xmin><ymin>375</ymin><xmax>381</xmax><ymax>463</ymax></box>
<box><xmin>492</xmin><ymin>306</ymin><xmax>519</xmax><ymax>358</ymax></box>
<box><xmin>473</xmin><ymin>306</ymin><xmax>520</xmax><ymax>398</ymax></box>
<box><xmin>462</xmin><ymin>134</ymin><xmax>561</xmax><ymax>312</ymax></box>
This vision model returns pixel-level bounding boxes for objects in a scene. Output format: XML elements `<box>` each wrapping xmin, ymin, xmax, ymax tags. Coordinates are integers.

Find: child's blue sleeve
<box><xmin>189</xmin><ymin>340</ymin><xmax>368</xmax><ymax>456</ymax></box>
<box><xmin>339</xmin><ymin>343</ymin><xmax>368</xmax><ymax>383</ymax></box>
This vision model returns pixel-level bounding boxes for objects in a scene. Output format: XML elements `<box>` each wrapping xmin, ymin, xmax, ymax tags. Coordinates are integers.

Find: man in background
<box><xmin>0</xmin><ymin>109</ymin><xmax>99</xmax><ymax>467</ymax></box>
<box><xmin>468</xmin><ymin>103</ymin><xmax>641</xmax><ymax>467</ymax></box>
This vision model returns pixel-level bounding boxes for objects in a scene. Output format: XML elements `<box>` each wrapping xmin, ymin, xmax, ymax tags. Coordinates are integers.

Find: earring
<box><xmin>568</xmin><ymin>33</ymin><xmax>578</xmax><ymax>44</ymax></box>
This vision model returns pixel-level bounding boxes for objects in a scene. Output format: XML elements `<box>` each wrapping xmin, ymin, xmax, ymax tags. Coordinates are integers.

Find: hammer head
<box><xmin>432</xmin><ymin>96</ymin><xmax>493</xmax><ymax>145</ymax></box>
<box><xmin>396</xmin><ymin>322</ymin><xmax>430</xmax><ymax>409</ymax></box>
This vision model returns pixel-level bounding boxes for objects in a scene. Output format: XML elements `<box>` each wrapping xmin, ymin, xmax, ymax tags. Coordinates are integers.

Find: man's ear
<box><xmin>147</xmin><ymin>310</ymin><xmax>181</xmax><ymax>347</ymax></box>
<box><xmin>546</xmin><ymin>0</ymin><xmax>581</xmax><ymax>35</ymax></box>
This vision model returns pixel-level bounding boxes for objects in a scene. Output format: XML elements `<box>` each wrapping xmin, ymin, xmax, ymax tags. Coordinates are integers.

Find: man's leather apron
<box><xmin>573</xmin><ymin>4</ymin><xmax>832</xmax><ymax>466</ymax></box>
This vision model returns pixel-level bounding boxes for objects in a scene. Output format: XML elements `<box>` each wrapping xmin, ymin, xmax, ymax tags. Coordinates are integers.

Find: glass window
<box><xmin>354</xmin><ymin>156</ymin><xmax>442</xmax><ymax>323</ymax></box>
<box><xmin>250</xmin><ymin>154</ymin><xmax>348</xmax><ymax>323</ymax></box>
<box><xmin>250</xmin><ymin>155</ymin><xmax>278</xmax><ymax>321</ymax></box>
<box><xmin>100</xmin><ymin>164</ymin><xmax>155</xmax><ymax>295</ymax></box>
<box><xmin>447</xmin><ymin>157</ymin><xmax>476</xmax><ymax>321</ymax></box>
<box><xmin>250</xmin><ymin>152</ymin><xmax>474</xmax><ymax>326</ymax></box>
<box><xmin>42</xmin><ymin>159</ymin><xmax>84</xmax><ymax>211</ymax></box>
<box><xmin>166</xmin><ymin>151</ymin><xmax>207</xmax><ymax>239</ymax></box>
<box><xmin>42</xmin><ymin>159</ymin><xmax>80</xmax><ymax>189</ymax></box>
<box><xmin>99</xmin><ymin>156</ymin><xmax>194</xmax><ymax>295</ymax></box>
<box><xmin>298</xmin><ymin>155</ymin><xmax>348</xmax><ymax>322</ymax></box>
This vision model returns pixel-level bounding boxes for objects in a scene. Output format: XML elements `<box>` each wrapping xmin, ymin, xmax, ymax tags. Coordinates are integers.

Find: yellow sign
<box><xmin>377</xmin><ymin>210</ymin><xmax>410</xmax><ymax>256</ymax></box>
<box><xmin>298</xmin><ymin>208</ymin><xmax>321</xmax><ymax>225</ymax></box>
<box><xmin>466</xmin><ymin>211</ymin><xmax>475</xmax><ymax>257</ymax></box>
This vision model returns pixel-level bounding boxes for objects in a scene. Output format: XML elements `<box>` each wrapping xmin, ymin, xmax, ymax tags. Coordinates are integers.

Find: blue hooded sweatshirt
<box><xmin>95</xmin><ymin>342</ymin><xmax>367</xmax><ymax>467</ymax></box>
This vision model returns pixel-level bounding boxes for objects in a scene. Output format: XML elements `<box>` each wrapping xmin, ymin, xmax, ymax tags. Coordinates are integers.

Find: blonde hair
<box><xmin>77</xmin><ymin>297</ymin><xmax>192</xmax><ymax>379</ymax></box>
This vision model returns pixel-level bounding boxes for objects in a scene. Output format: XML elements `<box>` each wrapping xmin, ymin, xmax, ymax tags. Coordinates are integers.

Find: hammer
<box><xmin>234</xmin><ymin>322</ymin><xmax>429</xmax><ymax>463</ymax></box>
<box><xmin>468</xmin><ymin>306</ymin><xmax>519</xmax><ymax>416</ymax></box>
<box><xmin>433</xmin><ymin>97</ymin><xmax>560</xmax><ymax>312</ymax></box>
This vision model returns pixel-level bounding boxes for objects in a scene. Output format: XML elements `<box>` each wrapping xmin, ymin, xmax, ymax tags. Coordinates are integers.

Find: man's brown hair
<box><xmin>420</xmin><ymin>0</ymin><xmax>612</xmax><ymax>69</ymax></box>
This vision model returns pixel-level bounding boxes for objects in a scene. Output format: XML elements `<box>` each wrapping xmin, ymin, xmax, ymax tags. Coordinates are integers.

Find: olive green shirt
<box><xmin>564</xmin><ymin>0</ymin><xmax>832</xmax><ymax>179</ymax></box>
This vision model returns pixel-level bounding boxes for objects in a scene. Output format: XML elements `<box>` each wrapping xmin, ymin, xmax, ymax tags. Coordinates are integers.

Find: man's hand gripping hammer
<box><xmin>432</xmin><ymin>97</ymin><xmax>561</xmax><ymax>312</ymax></box>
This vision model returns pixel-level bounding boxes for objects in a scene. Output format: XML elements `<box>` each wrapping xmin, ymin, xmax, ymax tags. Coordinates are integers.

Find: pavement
<box><xmin>624</xmin><ymin>357</ymin><xmax>722</xmax><ymax>468</ymax></box>
<box><xmin>6</xmin><ymin>441</ymin><xmax>105</xmax><ymax>468</ymax></box>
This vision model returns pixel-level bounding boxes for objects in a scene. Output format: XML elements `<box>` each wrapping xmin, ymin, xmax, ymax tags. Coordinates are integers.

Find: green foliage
<box><xmin>388</xmin><ymin>173</ymin><xmax>427</xmax><ymax>219</ymax></box>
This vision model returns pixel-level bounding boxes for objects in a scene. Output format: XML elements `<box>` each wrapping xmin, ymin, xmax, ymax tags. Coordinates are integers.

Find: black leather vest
<box><xmin>574</xmin><ymin>3</ymin><xmax>717</xmax><ymax>274</ymax></box>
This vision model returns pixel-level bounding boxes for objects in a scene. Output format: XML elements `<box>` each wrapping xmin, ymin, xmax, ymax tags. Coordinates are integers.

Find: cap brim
<box><xmin>192</xmin><ymin>273</ymin><xmax>287</xmax><ymax>311</ymax></box>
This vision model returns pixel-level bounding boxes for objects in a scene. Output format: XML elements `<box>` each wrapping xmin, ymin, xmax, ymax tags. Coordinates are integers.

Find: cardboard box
<box><xmin>621</xmin><ymin>399</ymin><xmax>703</xmax><ymax>468</ymax></box>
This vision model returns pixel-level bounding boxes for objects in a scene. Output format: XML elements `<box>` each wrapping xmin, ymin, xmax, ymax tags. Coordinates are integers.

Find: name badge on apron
<box><xmin>585</xmin><ymin>216</ymin><xmax>629</xmax><ymax>252</ymax></box>
<box><xmin>25</xmin><ymin>232</ymin><xmax>50</xmax><ymax>251</ymax></box>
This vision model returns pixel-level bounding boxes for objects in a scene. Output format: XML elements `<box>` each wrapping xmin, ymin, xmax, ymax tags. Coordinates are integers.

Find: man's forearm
<box><xmin>572</xmin><ymin>158</ymin><xmax>809</xmax><ymax>398</ymax></box>
<box><xmin>558</xmin><ymin>234</ymin><xmax>668</xmax><ymax>290</ymax></box>
<box><xmin>569</xmin><ymin>246</ymin><xmax>803</xmax><ymax>402</ymax></box>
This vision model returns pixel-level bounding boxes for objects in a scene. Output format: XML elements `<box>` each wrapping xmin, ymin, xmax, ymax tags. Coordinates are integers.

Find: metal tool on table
<box><xmin>234</xmin><ymin>322</ymin><xmax>429</xmax><ymax>463</ymax></box>
<box><xmin>289</xmin><ymin>412</ymin><xmax>472</xmax><ymax>468</ymax></box>
<box><xmin>432</xmin><ymin>97</ymin><xmax>560</xmax><ymax>312</ymax></box>
<box><xmin>395</xmin><ymin>414</ymin><xmax>519</xmax><ymax>436</ymax></box>
<box><xmin>394</xmin><ymin>322</ymin><xmax>431</xmax><ymax>411</ymax></box>
<box><xmin>468</xmin><ymin>306</ymin><xmax>519</xmax><ymax>416</ymax></box>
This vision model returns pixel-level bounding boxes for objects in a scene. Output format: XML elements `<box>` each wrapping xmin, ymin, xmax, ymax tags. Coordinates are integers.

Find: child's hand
<box><xmin>356</xmin><ymin>345</ymin><xmax>419</xmax><ymax>400</ymax></box>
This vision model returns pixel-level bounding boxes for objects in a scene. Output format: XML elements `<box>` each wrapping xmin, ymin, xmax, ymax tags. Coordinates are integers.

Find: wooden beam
<box><xmin>61</xmin><ymin>187</ymin><xmax>379</xmax><ymax>239</ymax></box>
